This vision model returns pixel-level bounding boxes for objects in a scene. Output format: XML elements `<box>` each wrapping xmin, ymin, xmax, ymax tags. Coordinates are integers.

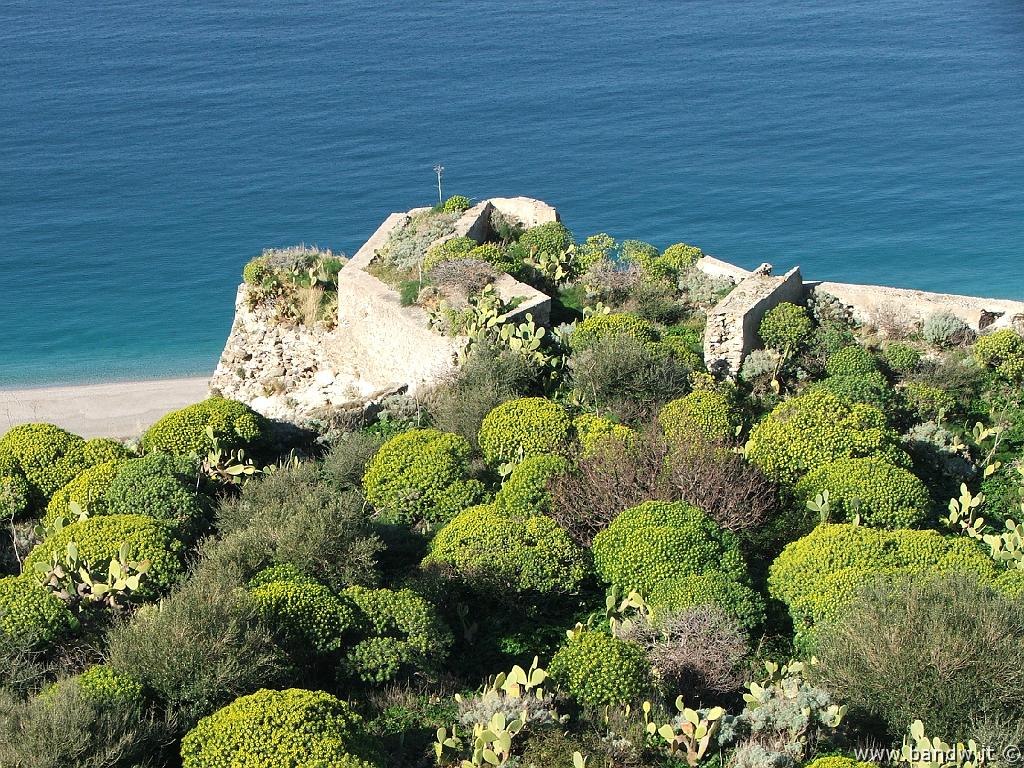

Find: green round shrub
<box><xmin>758</xmin><ymin>302</ymin><xmax>813</xmax><ymax>351</ymax></box>
<box><xmin>362</xmin><ymin>428</ymin><xmax>484</xmax><ymax>526</ymax></box>
<box><xmin>812</xmin><ymin>372</ymin><xmax>895</xmax><ymax>411</ymax></box>
<box><xmin>76</xmin><ymin>664</ymin><xmax>145</xmax><ymax>708</ymax></box>
<box><xmin>569</xmin><ymin>313</ymin><xmax>657</xmax><ymax>349</ymax></box>
<box><xmin>248</xmin><ymin>568</ymin><xmax>357</xmax><ymax>657</ymax></box>
<box><xmin>0</xmin><ymin>453</ymin><xmax>30</xmax><ymax>520</ymax></box>
<box><xmin>592</xmin><ymin>501</ymin><xmax>748</xmax><ymax>596</ymax></box>
<box><xmin>901</xmin><ymin>382</ymin><xmax>957</xmax><ymax>422</ymax></box>
<box><xmin>180</xmin><ymin>688</ymin><xmax>373</xmax><ymax>768</ymax></box>
<box><xmin>656</xmin><ymin>335</ymin><xmax>705</xmax><ymax>371</ymax></box>
<box><xmin>995</xmin><ymin>568</ymin><xmax>1024</xmax><ymax>599</ymax></box>
<box><xmin>647</xmin><ymin>571</ymin><xmax>766</xmax><ymax>635</ymax></box>
<box><xmin>422</xmin><ymin>235</ymin><xmax>476</xmax><ymax>273</ymax></box>
<box><xmin>0</xmin><ymin>423</ymin><xmax>85</xmax><ymax>507</ymax></box>
<box><xmin>572</xmin><ymin>413</ymin><xmax>634</xmax><ymax>456</ymax></box>
<box><xmin>242</xmin><ymin>256</ymin><xmax>269</xmax><ymax>286</ymax></box>
<box><xmin>883</xmin><ymin>342</ymin><xmax>921</xmax><ymax>374</ymax></box>
<box><xmin>660</xmin><ymin>243</ymin><xmax>704</xmax><ymax>270</ymax></box>
<box><xmin>440</xmin><ymin>194</ymin><xmax>472</xmax><ymax>214</ymax></box>
<box><xmin>105</xmin><ymin>453</ymin><xmax>208</xmax><ymax>535</ymax></box>
<box><xmin>142</xmin><ymin>397</ymin><xmax>269</xmax><ymax>457</ymax></box>
<box><xmin>619</xmin><ymin>240</ymin><xmax>660</xmax><ymax>271</ymax></box>
<box><xmin>768</xmin><ymin>524</ymin><xmax>997</xmax><ymax>642</ymax></box>
<box><xmin>493</xmin><ymin>453</ymin><xmax>571</xmax><ymax>518</ymax></box>
<box><xmin>0</xmin><ymin>576</ymin><xmax>78</xmax><ymax>649</ymax></box>
<box><xmin>519</xmin><ymin>221</ymin><xmax>572</xmax><ymax>259</ymax></box>
<box><xmin>478</xmin><ymin>398</ymin><xmax>572</xmax><ymax>468</ymax></box>
<box><xmin>342</xmin><ymin>586</ymin><xmax>452</xmax><ymax>683</ymax></box>
<box><xmin>24</xmin><ymin>514</ymin><xmax>185</xmax><ymax>599</ymax></box>
<box><xmin>43</xmin><ymin>460</ymin><xmax>125</xmax><ymax>529</ymax></box>
<box><xmin>78</xmin><ymin>438</ymin><xmax>132</xmax><ymax>466</ymax></box>
<box><xmin>805</xmin><ymin>758</ymin><xmax>877</xmax><ymax>768</ymax></box>
<box><xmin>549</xmin><ymin>631</ymin><xmax>650</xmax><ymax>706</ymax></box>
<box><xmin>659</xmin><ymin>390</ymin><xmax>739</xmax><ymax>445</ymax></box>
<box><xmin>825</xmin><ymin>345</ymin><xmax>878</xmax><ymax>377</ymax></box>
<box><xmin>745</xmin><ymin>389</ymin><xmax>908</xmax><ymax>485</ymax></box>
<box><xmin>424</xmin><ymin>505</ymin><xmax>588</xmax><ymax>594</ymax></box>
<box><xmin>794</xmin><ymin>457</ymin><xmax>931</xmax><ymax>529</ymax></box>
<box><xmin>974</xmin><ymin>329</ymin><xmax>1024</xmax><ymax>382</ymax></box>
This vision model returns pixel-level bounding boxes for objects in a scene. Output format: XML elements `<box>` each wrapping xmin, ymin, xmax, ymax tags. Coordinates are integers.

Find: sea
<box><xmin>2</xmin><ymin>0</ymin><xmax>1023</xmax><ymax>387</ymax></box>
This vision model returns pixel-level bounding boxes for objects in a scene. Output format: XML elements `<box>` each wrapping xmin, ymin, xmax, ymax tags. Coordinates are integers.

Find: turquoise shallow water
<box><xmin>2</xmin><ymin>0</ymin><xmax>1023</xmax><ymax>387</ymax></box>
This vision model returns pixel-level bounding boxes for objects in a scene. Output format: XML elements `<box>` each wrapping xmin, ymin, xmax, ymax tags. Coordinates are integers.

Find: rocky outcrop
<box><xmin>210</xmin><ymin>197</ymin><xmax>558</xmax><ymax>426</ymax></box>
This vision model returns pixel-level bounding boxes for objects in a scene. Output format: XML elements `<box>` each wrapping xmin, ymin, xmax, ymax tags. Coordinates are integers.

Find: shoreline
<box><xmin>0</xmin><ymin>376</ymin><xmax>210</xmax><ymax>440</ymax></box>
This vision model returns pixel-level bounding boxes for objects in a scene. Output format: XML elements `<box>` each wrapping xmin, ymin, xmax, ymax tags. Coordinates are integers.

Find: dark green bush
<box><xmin>592</xmin><ymin>501</ymin><xmax>748</xmax><ymax>596</ymax></box>
<box><xmin>0</xmin><ymin>454</ymin><xmax>30</xmax><ymax>520</ymax></box>
<box><xmin>812</xmin><ymin>371</ymin><xmax>896</xmax><ymax>411</ymax></box>
<box><xmin>901</xmin><ymin>381</ymin><xmax>957</xmax><ymax>422</ymax></box>
<box><xmin>478</xmin><ymin>397</ymin><xmax>572</xmax><ymax>468</ymax></box>
<box><xmin>24</xmin><ymin>514</ymin><xmax>185</xmax><ymax>599</ymax></box>
<box><xmin>105</xmin><ymin>453</ymin><xmax>209</xmax><ymax>537</ymax></box>
<box><xmin>424</xmin><ymin>505</ymin><xmax>589</xmax><ymax>594</ymax></box>
<box><xmin>342</xmin><ymin>586</ymin><xmax>452</xmax><ymax>683</ymax></box>
<box><xmin>549</xmin><ymin>631</ymin><xmax>650</xmax><ymax>706</ymax></box>
<box><xmin>142</xmin><ymin>397</ymin><xmax>269</xmax><ymax>456</ymax></box>
<box><xmin>883</xmin><ymin>342</ymin><xmax>921</xmax><ymax>374</ymax></box>
<box><xmin>793</xmin><ymin>457</ymin><xmax>931</xmax><ymax>529</ymax></box>
<box><xmin>816</xmin><ymin>573</ymin><xmax>1024</xmax><ymax>740</ymax></box>
<box><xmin>107</xmin><ymin>571</ymin><xmax>287</xmax><ymax>732</ymax></box>
<box><xmin>758</xmin><ymin>302</ymin><xmax>814</xmax><ymax>352</ymax></box>
<box><xmin>180</xmin><ymin>688</ymin><xmax>374</xmax><ymax>768</ymax></box>
<box><xmin>745</xmin><ymin>389</ymin><xmax>908</xmax><ymax>485</ymax></box>
<box><xmin>362</xmin><ymin>428</ymin><xmax>484</xmax><ymax>526</ymax></box>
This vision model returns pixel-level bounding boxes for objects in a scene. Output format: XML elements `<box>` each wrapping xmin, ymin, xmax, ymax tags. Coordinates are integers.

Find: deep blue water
<box><xmin>2</xmin><ymin>0</ymin><xmax>1023</xmax><ymax>387</ymax></box>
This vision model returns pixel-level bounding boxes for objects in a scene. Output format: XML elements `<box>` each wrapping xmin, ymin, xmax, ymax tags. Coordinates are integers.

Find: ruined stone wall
<box><xmin>704</xmin><ymin>267</ymin><xmax>804</xmax><ymax>377</ymax></box>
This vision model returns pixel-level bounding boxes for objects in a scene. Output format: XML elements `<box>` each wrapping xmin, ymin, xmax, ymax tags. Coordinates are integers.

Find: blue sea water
<box><xmin>2</xmin><ymin>0</ymin><xmax>1023</xmax><ymax>388</ymax></box>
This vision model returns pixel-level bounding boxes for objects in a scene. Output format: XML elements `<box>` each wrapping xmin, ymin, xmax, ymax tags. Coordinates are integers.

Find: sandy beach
<box><xmin>0</xmin><ymin>377</ymin><xmax>210</xmax><ymax>439</ymax></box>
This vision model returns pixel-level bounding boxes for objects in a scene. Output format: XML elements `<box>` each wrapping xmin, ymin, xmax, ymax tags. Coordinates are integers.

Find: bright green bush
<box><xmin>24</xmin><ymin>514</ymin><xmax>185</xmax><ymax>598</ymax></box>
<box><xmin>974</xmin><ymin>329</ymin><xmax>1024</xmax><ymax>382</ymax></box>
<box><xmin>825</xmin><ymin>345</ymin><xmax>878</xmax><ymax>377</ymax></box>
<box><xmin>180</xmin><ymin>688</ymin><xmax>374</xmax><ymax>768</ymax></box>
<box><xmin>343</xmin><ymin>586</ymin><xmax>452</xmax><ymax>683</ymax></box>
<box><xmin>883</xmin><ymin>342</ymin><xmax>921</xmax><ymax>374</ymax></box>
<box><xmin>794</xmin><ymin>457</ymin><xmax>931</xmax><ymax>529</ymax></box>
<box><xmin>805</xmin><ymin>758</ymin><xmax>876</xmax><ymax>768</ymax></box>
<box><xmin>656</xmin><ymin>335</ymin><xmax>705</xmax><ymax>372</ymax></box>
<box><xmin>660</xmin><ymin>242</ymin><xmax>704</xmax><ymax>269</ymax></box>
<box><xmin>142</xmin><ymin>397</ymin><xmax>269</xmax><ymax>456</ymax></box>
<box><xmin>572</xmin><ymin>413</ymin><xmax>634</xmax><ymax>455</ymax></box>
<box><xmin>647</xmin><ymin>571</ymin><xmax>766</xmax><ymax>635</ymax></box>
<box><xmin>440</xmin><ymin>194</ymin><xmax>472</xmax><ymax>214</ymax></box>
<box><xmin>549</xmin><ymin>631</ymin><xmax>650</xmax><ymax>706</ymax></box>
<box><xmin>43</xmin><ymin>460</ymin><xmax>124</xmax><ymax>528</ymax></box>
<box><xmin>248</xmin><ymin>567</ymin><xmax>357</xmax><ymax>657</ymax></box>
<box><xmin>659</xmin><ymin>390</ymin><xmax>739</xmax><ymax>445</ymax></box>
<box><xmin>424</xmin><ymin>505</ymin><xmax>588</xmax><ymax>594</ymax></box>
<box><xmin>422</xmin><ymin>235</ymin><xmax>476</xmax><ymax>273</ymax></box>
<box><xmin>0</xmin><ymin>423</ymin><xmax>84</xmax><ymax>507</ymax></box>
<box><xmin>812</xmin><ymin>371</ymin><xmax>895</xmax><ymax>411</ymax></box>
<box><xmin>493</xmin><ymin>453</ymin><xmax>571</xmax><ymax>518</ymax></box>
<box><xmin>745</xmin><ymin>390</ymin><xmax>908</xmax><ymax>485</ymax></box>
<box><xmin>768</xmin><ymin>524</ymin><xmax>997</xmax><ymax>642</ymax></box>
<box><xmin>78</xmin><ymin>438</ymin><xmax>131</xmax><ymax>466</ymax></box>
<box><xmin>995</xmin><ymin>568</ymin><xmax>1024</xmax><ymax>599</ymax></box>
<box><xmin>0</xmin><ymin>576</ymin><xmax>78</xmax><ymax>648</ymax></box>
<box><xmin>478</xmin><ymin>397</ymin><xmax>572</xmax><ymax>467</ymax></box>
<box><xmin>0</xmin><ymin>453</ymin><xmax>30</xmax><ymax>519</ymax></box>
<box><xmin>592</xmin><ymin>501</ymin><xmax>747</xmax><ymax>596</ymax></box>
<box><xmin>901</xmin><ymin>381</ymin><xmax>957</xmax><ymax>422</ymax></box>
<box><xmin>242</xmin><ymin>256</ymin><xmax>269</xmax><ymax>285</ymax></box>
<box><xmin>362</xmin><ymin>428</ymin><xmax>484</xmax><ymax>526</ymax></box>
<box><xmin>75</xmin><ymin>665</ymin><xmax>145</xmax><ymax>708</ymax></box>
<box><xmin>758</xmin><ymin>302</ymin><xmax>813</xmax><ymax>351</ymax></box>
<box><xmin>569</xmin><ymin>312</ymin><xmax>657</xmax><ymax>349</ymax></box>
<box><xmin>519</xmin><ymin>221</ymin><xmax>572</xmax><ymax>260</ymax></box>
<box><xmin>619</xmin><ymin>240</ymin><xmax>660</xmax><ymax>271</ymax></box>
<box><xmin>105</xmin><ymin>453</ymin><xmax>208</xmax><ymax>536</ymax></box>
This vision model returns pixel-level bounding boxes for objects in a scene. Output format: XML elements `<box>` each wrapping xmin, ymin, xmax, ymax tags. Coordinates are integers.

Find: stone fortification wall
<box><xmin>211</xmin><ymin>197</ymin><xmax>558</xmax><ymax>425</ymax></box>
<box><xmin>704</xmin><ymin>267</ymin><xmax>804</xmax><ymax>377</ymax></box>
